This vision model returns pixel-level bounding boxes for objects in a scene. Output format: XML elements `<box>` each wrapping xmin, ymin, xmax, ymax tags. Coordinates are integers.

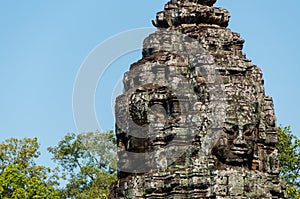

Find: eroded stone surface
<box><xmin>109</xmin><ymin>0</ymin><xmax>286</xmax><ymax>198</ymax></box>
<box><xmin>152</xmin><ymin>2</ymin><xmax>230</xmax><ymax>28</ymax></box>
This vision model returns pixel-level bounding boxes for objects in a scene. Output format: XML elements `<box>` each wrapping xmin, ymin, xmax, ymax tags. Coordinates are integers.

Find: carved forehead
<box><xmin>225</xmin><ymin>102</ymin><xmax>259</xmax><ymax>125</ymax></box>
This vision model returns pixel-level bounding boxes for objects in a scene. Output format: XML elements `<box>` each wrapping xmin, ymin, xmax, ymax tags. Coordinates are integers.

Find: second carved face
<box><xmin>212</xmin><ymin>120</ymin><xmax>257</xmax><ymax>167</ymax></box>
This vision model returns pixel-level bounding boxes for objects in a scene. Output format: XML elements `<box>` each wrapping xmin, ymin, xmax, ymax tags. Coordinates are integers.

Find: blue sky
<box><xmin>0</xmin><ymin>0</ymin><xmax>299</xmax><ymax>167</ymax></box>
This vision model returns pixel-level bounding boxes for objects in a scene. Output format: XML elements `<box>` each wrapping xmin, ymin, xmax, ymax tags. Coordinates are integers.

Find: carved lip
<box><xmin>231</xmin><ymin>147</ymin><xmax>248</xmax><ymax>155</ymax></box>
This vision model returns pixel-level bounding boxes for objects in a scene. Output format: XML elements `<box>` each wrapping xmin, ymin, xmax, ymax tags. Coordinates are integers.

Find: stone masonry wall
<box><xmin>109</xmin><ymin>0</ymin><xmax>287</xmax><ymax>198</ymax></box>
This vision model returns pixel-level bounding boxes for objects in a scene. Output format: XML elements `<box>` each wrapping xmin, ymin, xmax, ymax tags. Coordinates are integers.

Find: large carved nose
<box><xmin>233</xmin><ymin>130</ymin><xmax>247</xmax><ymax>147</ymax></box>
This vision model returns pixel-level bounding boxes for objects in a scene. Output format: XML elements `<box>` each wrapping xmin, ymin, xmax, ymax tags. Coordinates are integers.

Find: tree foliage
<box><xmin>2</xmin><ymin>127</ymin><xmax>298</xmax><ymax>199</ymax></box>
<box><xmin>48</xmin><ymin>131</ymin><xmax>117</xmax><ymax>199</ymax></box>
<box><xmin>277</xmin><ymin>126</ymin><xmax>300</xmax><ymax>198</ymax></box>
<box><xmin>0</xmin><ymin>137</ymin><xmax>60</xmax><ymax>199</ymax></box>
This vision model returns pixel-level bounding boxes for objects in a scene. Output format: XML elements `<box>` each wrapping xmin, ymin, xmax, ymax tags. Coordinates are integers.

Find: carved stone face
<box><xmin>213</xmin><ymin>116</ymin><xmax>257</xmax><ymax>167</ymax></box>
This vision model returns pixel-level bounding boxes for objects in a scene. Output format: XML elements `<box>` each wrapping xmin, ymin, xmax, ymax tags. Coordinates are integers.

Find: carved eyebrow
<box><xmin>224</xmin><ymin>122</ymin><xmax>238</xmax><ymax>131</ymax></box>
<box><xmin>224</xmin><ymin>121</ymin><xmax>237</xmax><ymax>126</ymax></box>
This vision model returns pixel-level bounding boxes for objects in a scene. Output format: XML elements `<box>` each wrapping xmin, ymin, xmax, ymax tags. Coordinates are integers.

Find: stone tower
<box><xmin>110</xmin><ymin>0</ymin><xmax>286</xmax><ymax>198</ymax></box>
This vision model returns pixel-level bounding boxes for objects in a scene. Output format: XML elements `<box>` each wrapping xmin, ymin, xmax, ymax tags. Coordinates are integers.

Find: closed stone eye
<box><xmin>223</xmin><ymin>127</ymin><xmax>234</xmax><ymax>135</ymax></box>
<box><xmin>244</xmin><ymin>129</ymin><xmax>252</xmax><ymax>137</ymax></box>
<box><xmin>243</xmin><ymin>124</ymin><xmax>254</xmax><ymax>137</ymax></box>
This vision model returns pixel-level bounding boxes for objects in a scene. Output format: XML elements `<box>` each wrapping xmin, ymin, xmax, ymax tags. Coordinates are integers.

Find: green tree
<box><xmin>48</xmin><ymin>131</ymin><xmax>117</xmax><ymax>199</ymax></box>
<box><xmin>0</xmin><ymin>137</ymin><xmax>60</xmax><ymax>199</ymax></box>
<box><xmin>277</xmin><ymin>126</ymin><xmax>300</xmax><ymax>198</ymax></box>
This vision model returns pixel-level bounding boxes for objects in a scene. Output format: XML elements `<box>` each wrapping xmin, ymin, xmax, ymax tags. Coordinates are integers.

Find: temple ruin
<box><xmin>110</xmin><ymin>0</ymin><xmax>287</xmax><ymax>198</ymax></box>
